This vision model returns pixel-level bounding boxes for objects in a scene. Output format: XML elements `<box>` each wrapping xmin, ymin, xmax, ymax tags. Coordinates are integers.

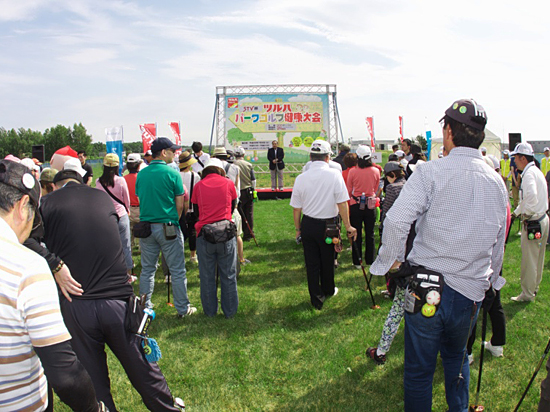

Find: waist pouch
<box><xmin>201</xmin><ymin>220</ymin><xmax>237</xmax><ymax>244</ymax></box>
<box><xmin>367</xmin><ymin>196</ymin><xmax>377</xmax><ymax>210</ymax></box>
<box><xmin>133</xmin><ymin>221</ymin><xmax>152</xmax><ymax>238</ymax></box>
<box><xmin>525</xmin><ymin>218</ymin><xmax>543</xmax><ymax>240</ymax></box>
<box><xmin>126</xmin><ymin>294</ymin><xmax>146</xmax><ymax>334</ymax></box>
<box><xmin>325</xmin><ymin>219</ymin><xmax>341</xmax><ymax>238</ymax></box>
<box><xmin>404</xmin><ymin>267</ymin><xmax>445</xmax><ymax>315</ymax></box>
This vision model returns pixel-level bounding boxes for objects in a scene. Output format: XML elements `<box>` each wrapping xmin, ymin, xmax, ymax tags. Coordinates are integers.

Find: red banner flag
<box><xmin>365</xmin><ymin>117</ymin><xmax>375</xmax><ymax>148</ymax></box>
<box><xmin>399</xmin><ymin>116</ymin><xmax>404</xmax><ymax>143</ymax></box>
<box><xmin>168</xmin><ymin>122</ymin><xmax>181</xmax><ymax>146</ymax></box>
<box><xmin>139</xmin><ymin>123</ymin><xmax>156</xmax><ymax>153</ymax></box>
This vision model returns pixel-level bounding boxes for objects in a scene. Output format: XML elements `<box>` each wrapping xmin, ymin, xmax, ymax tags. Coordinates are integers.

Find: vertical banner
<box><xmin>399</xmin><ymin>116</ymin><xmax>404</xmax><ymax>143</ymax></box>
<box><xmin>426</xmin><ymin>130</ymin><xmax>432</xmax><ymax>160</ymax></box>
<box><xmin>140</xmin><ymin>123</ymin><xmax>157</xmax><ymax>153</ymax></box>
<box><xmin>366</xmin><ymin>117</ymin><xmax>375</xmax><ymax>149</ymax></box>
<box><xmin>105</xmin><ymin>126</ymin><xmax>124</xmax><ymax>175</ymax></box>
<box><xmin>168</xmin><ymin>122</ymin><xmax>182</xmax><ymax>156</ymax></box>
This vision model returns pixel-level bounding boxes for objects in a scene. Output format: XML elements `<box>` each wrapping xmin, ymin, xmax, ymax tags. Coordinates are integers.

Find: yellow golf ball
<box><xmin>421</xmin><ymin>303</ymin><xmax>436</xmax><ymax>317</ymax></box>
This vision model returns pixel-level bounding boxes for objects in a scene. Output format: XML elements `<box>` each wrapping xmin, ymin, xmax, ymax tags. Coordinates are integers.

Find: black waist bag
<box><xmin>133</xmin><ymin>221</ymin><xmax>152</xmax><ymax>238</ymax></box>
<box><xmin>201</xmin><ymin>220</ymin><xmax>237</xmax><ymax>244</ymax></box>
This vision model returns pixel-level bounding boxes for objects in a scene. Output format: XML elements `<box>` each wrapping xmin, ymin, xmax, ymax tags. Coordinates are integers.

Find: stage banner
<box><xmin>399</xmin><ymin>116</ymin><xmax>404</xmax><ymax>143</ymax></box>
<box><xmin>366</xmin><ymin>117</ymin><xmax>375</xmax><ymax>148</ymax></box>
<box><xmin>105</xmin><ymin>126</ymin><xmax>124</xmax><ymax>175</ymax></box>
<box><xmin>140</xmin><ymin>123</ymin><xmax>156</xmax><ymax>153</ymax></box>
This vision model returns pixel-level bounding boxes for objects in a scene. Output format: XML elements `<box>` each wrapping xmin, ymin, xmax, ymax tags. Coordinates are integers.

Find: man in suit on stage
<box><xmin>267</xmin><ymin>140</ymin><xmax>285</xmax><ymax>191</ymax></box>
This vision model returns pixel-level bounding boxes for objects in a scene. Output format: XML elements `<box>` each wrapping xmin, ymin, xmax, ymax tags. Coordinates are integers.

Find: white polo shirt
<box><xmin>515</xmin><ymin>162</ymin><xmax>548</xmax><ymax>219</ymax></box>
<box><xmin>290</xmin><ymin>161</ymin><xmax>349</xmax><ymax>219</ymax></box>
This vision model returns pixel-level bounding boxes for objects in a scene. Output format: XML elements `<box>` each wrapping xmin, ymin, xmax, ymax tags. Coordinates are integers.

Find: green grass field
<box><xmin>53</xmin><ymin>196</ymin><xmax>550</xmax><ymax>411</ymax></box>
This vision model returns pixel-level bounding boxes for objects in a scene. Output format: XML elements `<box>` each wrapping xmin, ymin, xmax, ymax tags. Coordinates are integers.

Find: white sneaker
<box><xmin>174</xmin><ymin>397</ymin><xmax>185</xmax><ymax>410</ymax></box>
<box><xmin>354</xmin><ymin>265</ymin><xmax>362</xmax><ymax>270</ymax></box>
<box><xmin>177</xmin><ymin>306</ymin><xmax>197</xmax><ymax>318</ymax></box>
<box><xmin>484</xmin><ymin>341</ymin><xmax>504</xmax><ymax>357</ymax></box>
<box><xmin>468</xmin><ymin>353</ymin><xmax>474</xmax><ymax>365</ymax></box>
<box><xmin>189</xmin><ymin>256</ymin><xmax>198</xmax><ymax>264</ymax></box>
<box><xmin>164</xmin><ymin>275</ymin><xmax>171</xmax><ymax>284</ymax></box>
<box><xmin>332</xmin><ymin>287</ymin><xmax>339</xmax><ymax>297</ymax></box>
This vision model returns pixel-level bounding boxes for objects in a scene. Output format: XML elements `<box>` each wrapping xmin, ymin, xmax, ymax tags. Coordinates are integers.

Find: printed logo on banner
<box><xmin>228</xmin><ymin>98</ymin><xmax>239</xmax><ymax>109</ymax></box>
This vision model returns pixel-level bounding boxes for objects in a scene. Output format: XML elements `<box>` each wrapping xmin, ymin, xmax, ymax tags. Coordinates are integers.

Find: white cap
<box><xmin>480</xmin><ymin>147</ymin><xmax>487</xmax><ymax>153</ymax></box>
<box><xmin>204</xmin><ymin>157</ymin><xmax>224</xmax><ymax>169</ymax></box>
<box><xmin>544</xmin><ymin>147</ymin><xmax>550</xmax><ymax>152</ymax></box>
<box><xmin>235</xmin><ymin>146</ymin><xmax>245</xmax><ymax>156</ymax></box>
<box><xmin>20</xmin><ymin>158</ymin><xmax>40</xmax><ymax>172</ymax></box>
<box><xmin>408</xmin><ymin>159</ymin><xmax>426</xmax><ymax>173</ymax></box>
<box><xmin>395</xmin><ymin>150</ymin><xmax>405</xmax><ymax>157</ymax></box>
<box><xmin>63</xmin><ymin>157</ymin><xmax>87</xmax><ymax>177</ymax></box>
<box><xmin>511</xmin><ymin>142</ymin><xmax>534</xmax><ymax>157</ymax></box>
<box><xmin>127</xmin><ymin>153</ymin><xmax>142</xmax><ymax>163</ymax></box>
<box><xmin>502</xmin><ymin>150</ymin><xmax>510</xmax><ymax>155</ymax></box>
<box><xmin>309</xmin><ymin>139</ymin><xmax>332</xmax><ymax>155</ymax></box>
<box><xmin>438</xmin><ymin>151</ymin><xmax>443</xmax><ymax>158</ymax></box>
<box><xmin>356</xmin><ymin>145</ymin><xmax>372</xmax><ymax>160</ymax></box>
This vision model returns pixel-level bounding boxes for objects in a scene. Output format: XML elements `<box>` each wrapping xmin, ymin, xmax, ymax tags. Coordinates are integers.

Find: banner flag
<box><xmin>366</xmin><ymin>117</ymin><xmax>375</xmax><ymax>148</ymax></box>
<box><xmin>140</xmin><ymin>123</ymin><xmax>156</xmax><ymax>153</ymax></box>
<box><xmin>399</xmin><ymin>116</ymin><xmax>404</xmax><ymax>143</ymax></box>
<box><xmin>105</xmin><ymin>126</ymin><xmax>124</xmax><ymax>175</ymax></box>
<box><xmin>168</xmin><ymin>122</ymin><xmax>182</xmax><ymax>156</ymax></box>
<box><xmin>426</xmin><ymin>130</ymin><xmax>432</xmax><ymax>160</ymax></box>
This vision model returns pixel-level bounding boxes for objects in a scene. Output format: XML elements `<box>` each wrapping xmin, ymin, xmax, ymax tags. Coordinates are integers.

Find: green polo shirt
<box><xmin>136</xmin><ymin>160</ymin><xmax>184</xmax><ymax>226</ymax></box>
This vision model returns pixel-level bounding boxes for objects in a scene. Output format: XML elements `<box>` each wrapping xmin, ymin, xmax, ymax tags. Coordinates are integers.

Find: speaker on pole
<box><xmin>32</xmin><ymin>145</ymin><xmax>45</xmax><ymax>163</ymax></box>
<box><xmin>509</xmin><ymin>133</ymin><xmax>521</xmax><ymax>151</ymax></box>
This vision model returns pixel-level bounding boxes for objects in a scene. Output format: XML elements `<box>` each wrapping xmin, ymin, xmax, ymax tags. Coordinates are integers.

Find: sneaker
<box><xmin>189</xmin><ymin>256</ymin><xmax>198</xmax><ymax>264</ymax></box>
<box><xmin>511</xmin><ymin>293</ymin><xmax>534</xmax><ymax>302</ymax></box>
<box><xmin>366</xmin><ymin>347</ymin><xmax>386</xmax><ymax>365</ymax></box>
<box><xmin>468</xmin><ymin>353</ymin><xmax>474</xmax><ymax>365</ymax></box>
<box><xmin>334</xmin><ymin>259</ymin><xmax>339</xmax><ymax>269</ymax></box>
<box><xmin>174</xmin><ymin>397</ymin><xmax>185</xmax><ymax>411</ymax></box>
<box><xmin>240</xmin><ymin>259</ymin><xmax>251</xmax><ymax>266</ymax></box>
<box><xmin>354</xmin><ymin>265</ymin><xmax>362</xmax><ymax>270</ymax></box>
<box><xmin>331</xmin><ymin>287</ymin><xmax>339</xmax><ymax>297</ymax></box>
<box><xmin>177</xmin><ymin>306</ymin><xmax>197</xmax><ymax>318</ymax></box>
<box><xmin>484</xmin><ymin>341</ymin><xmax>504</xmax><ymax>357</ymax></box>
<box><xmin>164</xmin><ymin>275</ymin><xmax>171</xmax><ymax>284</ymax></box>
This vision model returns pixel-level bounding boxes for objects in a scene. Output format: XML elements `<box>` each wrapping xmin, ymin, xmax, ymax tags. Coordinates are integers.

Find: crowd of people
<box><xmin>2</xmin><ymin>98</ymin><xmax>550</xmax><ymax>411</ymax></box>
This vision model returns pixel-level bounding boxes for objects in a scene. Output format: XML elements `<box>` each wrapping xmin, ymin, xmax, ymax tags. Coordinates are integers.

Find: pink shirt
<box><xmin>191</xmin><ymin>174</ymin><xmax>237</xmax><ymax>235</ymax></box>
<box><xmin>346</xmin><ymin>166</ymin><xmax>380</xmax><ymax>206</ymax></box>
<box><xmin>96</xmin><ymin>175</ymin><xmax>131</xmax><ymax>218</ymax></box>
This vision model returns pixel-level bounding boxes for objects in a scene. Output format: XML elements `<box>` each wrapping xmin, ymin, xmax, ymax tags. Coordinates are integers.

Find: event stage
<box><xmin>256</xmin><ymin>187</ymin><xmax>292</xmax><ymax>200</ymax></box>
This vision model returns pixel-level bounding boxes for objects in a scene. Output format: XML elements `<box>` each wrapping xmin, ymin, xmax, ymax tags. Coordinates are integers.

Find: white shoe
<box><xmin>164</xmin><ymin>275</ymin><xmax>171</xmax><ymax>284</ymax></box>
<box><xmin>354</xmin><ymin>265</ymin><xmax>362</xmax><ymax>270</ymax></box>
<box><xmin>174</xmin><ymin>397</ymin><xmax>185</xmax><ymax>411</ymax></box>
<box><xmin>332</xmin><ymin>287</ymin><xmax>338</xmax><ymax>297</ymax></box>
<box><xmin>468</xmin><ymin>354</ymin><xmax>474</xmax><ymax>365</ymax></box>
<box><xmin>177</xmin><ymin>306</ymin><xmax>197</xmax><ymax>318</ymax></box>
<box><xmin>484</xmin><ymin>341</ymin><xmax>504</xmax><ymax>357</ymax></box>
<box><xmin>189</xmin><ymin>256</ymin><xmax>198</xmax><ymax>264</ymax></box>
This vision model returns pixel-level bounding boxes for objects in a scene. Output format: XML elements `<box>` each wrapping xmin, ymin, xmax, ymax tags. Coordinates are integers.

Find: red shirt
<box><xmin>346</xmin><ymin>166</ymin><xmax>380</xmax><ymax>206</ymax></box>
<box><xmin>191</xmin><ymin>174</ymin><xmax>237</xmax><ymax>235</ymax></box>
<box><xmin>123</xmin><ymin>172</ymin><xmax>139</xmax><ymax>206</ymax></box>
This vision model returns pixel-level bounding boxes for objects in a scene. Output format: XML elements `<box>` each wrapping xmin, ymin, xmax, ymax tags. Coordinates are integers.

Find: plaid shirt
<box><xmin>371</xmin><ymin>147</ymin><xmax>508</xmax><ymax>302</ymax></box>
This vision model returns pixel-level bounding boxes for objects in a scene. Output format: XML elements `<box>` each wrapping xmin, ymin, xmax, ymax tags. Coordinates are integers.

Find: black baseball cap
<box><xmin>151</xmin><ymin>137</ymin><xmax>181</xmax><ymax>153</ymax></box>
<box><xmin>441</xmin><ymin>98</ymin><xmax>487</xmax><ymax>131</ymax></box>
<box><xmin>384</xmin><ymin>161</ymin><xmax>402</xmax><ymax>175</ymax></box>
<box><xmin>0</xmin><ymin>160</ymin><xmax>41</xmax><ymax>209</ymax></box>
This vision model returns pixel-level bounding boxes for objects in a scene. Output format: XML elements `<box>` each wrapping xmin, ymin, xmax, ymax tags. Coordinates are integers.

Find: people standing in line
<box><xmin>40</xmin><ymin>166</ymin><xmax>185</xmax><ymax>411</ymax></box>
<box><xmin>370</xmin><ymin>99</ymin><xmax>508</xmax><ymax>411</ymax></box>
<box><xmin>77</xmin><ymin>150</ymin><xmax>93</xmax><ymax>185</ymax></box>
<box><xmin>96</xmin><ymin>153</ymin><xmax>133</xmax><ymax>276</ymax></box>
<box><xmin>401</xmin><ymin>138</ymin><xmax>413</xmax><ymax>162</ymax></box>
<box><xmin>136</xmin><ymin>137</ymin><xmax>197</xmax><ymax>317</ymax></box>
<box><xmin>191</xmin><ymin>141</ymin><xmax>210</xmax><ymax>175</ymax></box>
<box><xmin>500</xmin><ymin>150</ymin><xmax>511</xmax><ymax>191</ymax></box>
<box><xmin>0</xmin><ymin>160</ymin><xmax>101</xmax><ymax>412</ymax></box>
<box><xmin>290</xmin><ymin>140</ymin><xmax>357</xmax><ymax>310</ymax></box>
<box><xmin>510</xmin><ymin>142</ymin><xmax>549</xmax><ymax>302</ymax></box>
<box><xmin>267</xmin><ymin>139</ymin><xmax>285</xmax><ymax>191</ymax></box>
<box><xmin>178</xmin><ymin>150</ymin><xmax>201</xmax><ymax>264</ymax></box>
<box><xmin>234</xmin><ymin>146</ymin><xmax>256</xmax><ymax>242</ymax></box>
<box><xmin>123</xmin><ymin>153</ymin><xmax>142</xmax><ymax>249</ymax></box>
<box><xmin>341</xmin><ymin>152</ymin><xmax>358</xmax><ymax>185</ymax></box>
<box><xmin>191</xmin><ymin>158</ymin><xmax>239</xmax><ymax>318</ymax></box>
<box><xmin>332</xmin><ymin>144</ymin><xmax>350</xmax><ymax>171</ymax></box>
<box><xmin>346</xmin><ymin>145</ymin><xmax>380</xmax><ymax>268</ymax></box>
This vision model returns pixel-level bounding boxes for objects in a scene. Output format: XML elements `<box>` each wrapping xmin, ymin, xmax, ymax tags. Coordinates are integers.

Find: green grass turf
<box><xmin>52</xmin><ymin>198</ymin><xmax>550</xmax><ymax>411</ymax></box>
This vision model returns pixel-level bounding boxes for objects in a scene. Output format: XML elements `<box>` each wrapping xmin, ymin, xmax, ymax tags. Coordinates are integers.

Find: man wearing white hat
<box><xmin>290</xmin><ymin>140</ymin><xmax>357</xmax><ymax>310</ymax></box>
<box><xmin>510</xmin><ymin>142</ymin><xmax>549</xmax><ymax>302</ymax></box>
<box><xmin>541</xmin><ymin>147</ymin><xmax>550</xmax><ymax>178</ymax></box>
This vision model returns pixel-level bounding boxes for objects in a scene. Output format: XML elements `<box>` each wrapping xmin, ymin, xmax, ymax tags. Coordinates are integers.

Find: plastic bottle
<box><xmin>359</xmin><ymin>192</ymin><xmax>366</xmax><ymax>210</ymax></box>
<box><xmin>253</xmin><ymin>190</ymin><xmax>258</xmax><ymax>202</ymax></box>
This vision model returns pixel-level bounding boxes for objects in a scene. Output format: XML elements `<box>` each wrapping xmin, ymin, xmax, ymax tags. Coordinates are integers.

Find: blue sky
<box><xmin>1</xmin><ymin>0</ymin><xmax>548</xmax><ymax>146</ymax></box>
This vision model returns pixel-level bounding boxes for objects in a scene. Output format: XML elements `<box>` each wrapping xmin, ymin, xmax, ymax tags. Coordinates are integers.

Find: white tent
<box><xmin>429</xmin><ymin>129</ymin><xmax>502</xmax><ymax>160</ymax></box>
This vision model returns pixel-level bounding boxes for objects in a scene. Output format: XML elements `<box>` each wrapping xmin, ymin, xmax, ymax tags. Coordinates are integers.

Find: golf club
<box><xmin>514</xmin><ymin>336</ymin><xmax>550</xmax><ymax>411</ymax></box>
<box><xmin>238</xmin><ymin>204</ymin><xmax>259</xmax><ymax>247</ymax></box>
<box><xmin>350</xmin><ymin>239</ymin><xmax>380</xmax><ymax>310</ymax></box>
<box><xmin>166</xmin><ymin>271</ymin><xmax>174</xmax><ymax>307</ymax></box>
<box><xmin>470</xmin><ymin>305</ymin><xmax>488</xmax><ymax>412</ymax></box>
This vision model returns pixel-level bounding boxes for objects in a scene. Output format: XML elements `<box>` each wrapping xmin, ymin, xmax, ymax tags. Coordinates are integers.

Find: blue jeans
<box><xmin>139</xmin><ymin>223</ymin><xmax>190</xmax><ymax>315</ymax></box>
<box><xmin>118</xmin><ymin>214</ymin><xmax>133</xmax><ymax>270</ymax></box>
<box><xmin>404</xmin><ymin>286</ymin><xmax>481</xmax><ymax>412</ymax></box>
<box><xmin>196</xmin><ymin>235</ymin><xmax>238</xmax><ymax>318</ymax></box>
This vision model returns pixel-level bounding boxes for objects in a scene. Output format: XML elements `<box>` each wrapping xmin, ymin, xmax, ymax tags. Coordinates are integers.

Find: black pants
<box><xmin>181</xmin><ymin>213</ymin><xmax>197</xmax><ymax>252</ymax></box>
<box><xmin>467</xmin><ymin>288</ymin><xmax>506</xmax><ymax>355</ymax></box>
<box><xmin>61</xmin><ymin>299</ymin><xmax>179</xmax><ymax>412</ymax></box>
<box><xmin>350</xmin><ymin>204</ymin><xmax>376</xmax><ymax>265</ymax></box>
<box><xmin>301</xmin><ymin>215</ymin><xmax>337</xmax><ymax>309</ymax></box>
<box><xmin>238</xmin><ymin>190</ymin><xmax>254</xmax><ymax>240</ymax></box>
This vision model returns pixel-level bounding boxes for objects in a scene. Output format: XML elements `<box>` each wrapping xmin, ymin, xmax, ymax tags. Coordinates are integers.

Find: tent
<box><xmin>429</xmin><ymin>129</ymin><xmax>502</xmax><ymax>160</ymax></box>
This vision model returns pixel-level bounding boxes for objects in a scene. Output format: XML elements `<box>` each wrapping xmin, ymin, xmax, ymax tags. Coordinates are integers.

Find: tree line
<box><xmin>0</xmin><ymin>124</ymin><xmax>145</xmax><ymax>160</ymax></box>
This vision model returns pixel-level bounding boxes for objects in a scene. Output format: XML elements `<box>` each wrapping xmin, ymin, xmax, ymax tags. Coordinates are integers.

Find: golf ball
<box><xmin>426</xmin><ymin>290</ymin><xmax>441</xmax><ymax>305</ymax></box>
<box><xmin>421</xmin><ymin>303</ymin><xmax>436</xmax><ymax>317</ymax></box>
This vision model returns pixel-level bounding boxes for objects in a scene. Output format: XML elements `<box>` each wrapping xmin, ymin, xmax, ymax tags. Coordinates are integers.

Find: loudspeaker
<box><xmin>509</xmin><ymin>133</ymin><xmax>521</xmax><ymax>151</ymax></box>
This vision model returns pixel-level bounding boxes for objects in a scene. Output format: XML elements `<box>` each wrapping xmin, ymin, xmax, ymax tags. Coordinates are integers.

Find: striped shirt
<box><xmin>370</xmin><ymin>147</ymin><xmax>508</xmax><ymax>302</ymax></box>
<box><xmin>0</xmin><ymin>218</ymin><xmax>71</xmax><ymax>411</ymax></box>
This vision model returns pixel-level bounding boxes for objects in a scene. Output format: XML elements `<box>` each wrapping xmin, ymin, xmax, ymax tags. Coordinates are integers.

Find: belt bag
<box><xmin>526</xmin><ymin>219</ymin><xmax>543</xmax><ymax>240</ymax></box>
<box><xmin>404</xmin><ymin>267</ymin><xmax>445</xmax><ymax>314</ymax></box>
<box><xmin>201</xmin><ymin>219</ymin><xmax>237</xmax><ymax>244</ymax></box>
<box><xmin>133</xmin><ymin>221</ymin><xmax>152</xmax><ymax>238</ymax></box>
<box><xmin>367</xmin><ymin>196</ymin><xmax>377</xmax><ymax>210</ymax></box>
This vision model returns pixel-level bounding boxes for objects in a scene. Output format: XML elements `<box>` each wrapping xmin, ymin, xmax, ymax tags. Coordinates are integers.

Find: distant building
<box><xmin>350</xmin><ymin>139</ymin><xmax>396</xmax><ymax>151</ymax></box>
<box><xmin>527</xmin><ymin>141</ymin><xmax>550</xmax><ymax>153</ymax></box>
